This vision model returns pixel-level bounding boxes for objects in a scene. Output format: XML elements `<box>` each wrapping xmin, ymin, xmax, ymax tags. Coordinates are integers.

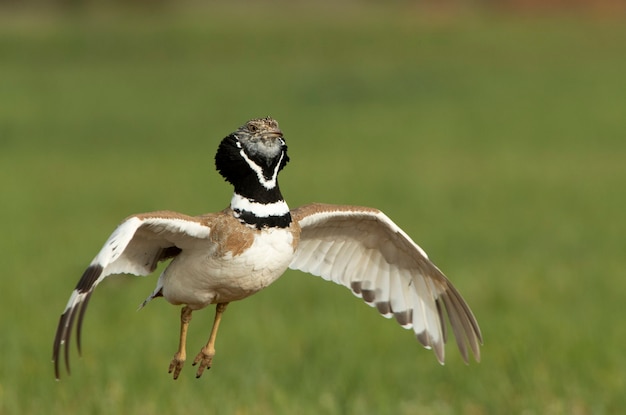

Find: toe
<box><xmin>168</xmin><ymin>355</ymin><xmax>185</xmax><ymax>380</ymax></box>
<box><xmin>192</xmin><ymin>349</ymin><xmax>214</xmax><ymax>378</ymax></box>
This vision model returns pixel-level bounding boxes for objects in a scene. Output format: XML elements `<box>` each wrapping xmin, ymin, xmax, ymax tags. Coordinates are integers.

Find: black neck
<box><xmin>234</xmin><ymin>178</ymin><xmax>284</xmax><ymax>205</ymax></box>
<box><xmin>216</xmin><ymin>133</ymin><xmax>292</xmax><ymax>229</ymax></box>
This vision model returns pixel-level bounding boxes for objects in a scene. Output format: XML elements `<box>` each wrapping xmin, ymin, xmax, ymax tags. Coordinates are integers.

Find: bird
<box><xmin>52</xmin><ymin>116</ymin><xmax>482</xmax><ymax>380</ymax></box>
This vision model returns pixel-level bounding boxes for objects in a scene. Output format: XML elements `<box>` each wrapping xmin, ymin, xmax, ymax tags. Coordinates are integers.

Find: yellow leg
<box><xmin>192</xmin><ymin>302</ymin><xmax>229</xmax><ymax>378</ymax></box>
<box><xmin>168</xmin><ymin>306</ymin><xmax>192</xmax><ymax>380</ymax></box>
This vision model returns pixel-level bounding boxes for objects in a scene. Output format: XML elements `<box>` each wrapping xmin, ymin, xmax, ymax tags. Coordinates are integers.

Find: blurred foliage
<box><xmin>1</xmin><ymin>0</ymin><xmax>625</xmax><ymax>14</ymax></box>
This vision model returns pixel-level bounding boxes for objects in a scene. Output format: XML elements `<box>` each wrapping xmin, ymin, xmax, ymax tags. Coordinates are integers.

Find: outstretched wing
<box><xmin>52</xmin><ymin>211</ymin><xmax>212</xmax><ymax>379</ymax></box>
<box><xmin>289</xmin><ymin>203</ymin><xmax>482</xmax><ymax>364</ymax></box>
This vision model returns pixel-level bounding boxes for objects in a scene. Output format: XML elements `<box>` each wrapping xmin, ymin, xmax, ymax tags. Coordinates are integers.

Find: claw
<box><xmin>192</xmin><ymin>347</ymin><xmax>214</xmax><ymax>378</ymax></box>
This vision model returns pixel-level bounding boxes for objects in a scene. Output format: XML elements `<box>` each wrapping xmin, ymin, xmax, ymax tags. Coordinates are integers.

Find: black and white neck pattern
<box><xmin>215</xmin><ymin>120</ymin><xmax>292</xmax><ymax>229</ymax></box>
<box><xmin>235</xmin><ymin>137</ymin><xmax>287</xmax><ymax>191</ymax></box>
<box><xmin>227</xmin><ymin>136</ymin><xmax>292</xmax><ymax>229</ymax></box>
<box><xmin>231</xmin><ymin>193</ymin><xmax>291</xmax><ymax>229</ymax></box>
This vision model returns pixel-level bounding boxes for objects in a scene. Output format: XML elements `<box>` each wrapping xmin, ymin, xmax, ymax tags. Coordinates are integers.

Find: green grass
<box><xmin>2</xmin><ymin>5</ymin><xmax>626</xmax><ymax>414</ymax></box>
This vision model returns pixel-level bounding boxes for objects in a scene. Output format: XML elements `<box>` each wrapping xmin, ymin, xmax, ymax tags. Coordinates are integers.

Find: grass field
<box><xmin>1</xmin><ymin>4</ymin><xmax>626</xmax><ymax>414</ymax></box>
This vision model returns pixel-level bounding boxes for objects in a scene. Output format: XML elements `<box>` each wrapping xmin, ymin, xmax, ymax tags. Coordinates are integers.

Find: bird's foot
<box><xmin>168</xmin><ymin>353</ymin><xmax>186</xmax><ymax>380</ymax></box>
<box><xmin>192</xmin><ymin>347</ymin><xmax>214</xmax><ymax>378</ymax></box>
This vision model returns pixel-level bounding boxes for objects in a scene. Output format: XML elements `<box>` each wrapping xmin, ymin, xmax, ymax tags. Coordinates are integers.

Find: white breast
<box><xmin>161</xmin><ymin>227</ymin><xmax>295</xmax><ymax>308</ymax></box>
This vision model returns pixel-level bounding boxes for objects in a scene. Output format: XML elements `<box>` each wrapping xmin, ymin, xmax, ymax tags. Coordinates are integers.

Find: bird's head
<box><xmin>215</xmin><ymin>117</ymin><xmax>289</xmax><ymax>192</ymax></box>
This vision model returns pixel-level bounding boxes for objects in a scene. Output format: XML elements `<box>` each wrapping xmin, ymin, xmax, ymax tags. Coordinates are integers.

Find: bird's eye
<box><xmin>248</xmin><ymin>123</ymin><xmax>258</xmax><ymax>133</ymax></box>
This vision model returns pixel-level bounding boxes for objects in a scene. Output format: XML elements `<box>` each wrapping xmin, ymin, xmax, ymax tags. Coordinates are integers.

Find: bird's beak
<box><xmin>263</xmin><ymin>129</ymin><xmax>283</xmax><ymax>139</ymax></box>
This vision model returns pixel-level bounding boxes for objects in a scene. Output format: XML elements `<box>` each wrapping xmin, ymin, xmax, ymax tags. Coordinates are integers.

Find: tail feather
<box><xmin>138</xmin><ymin>285</ymin><xmax>163</xmax><ymax>310</ymax></box>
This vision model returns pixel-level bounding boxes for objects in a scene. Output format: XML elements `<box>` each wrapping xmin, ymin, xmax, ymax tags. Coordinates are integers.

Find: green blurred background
<box><xmin>1</xmin><ymin>1</ymin><xmax>625</xmax><ymax>414</ymax></box>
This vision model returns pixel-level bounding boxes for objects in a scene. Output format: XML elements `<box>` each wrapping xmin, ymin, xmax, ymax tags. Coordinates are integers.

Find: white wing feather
<box><xmin>53</xmin><ymin>211</ymin><xmax>212</xmax><ymax>379</ymax></box>
<box><xmin>289</xmin><ymin>203</ymin><xmax>481</xmax><ymax>364</ymax></box>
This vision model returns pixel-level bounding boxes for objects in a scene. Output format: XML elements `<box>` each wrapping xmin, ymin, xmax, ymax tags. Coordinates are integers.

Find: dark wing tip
<box><xmin>52</xmin><ymin>309</ymin><xmax>71</xmax><ymax>380</ymax></box>
<box><xmin>52</xmin><ymin>302</ymin><xmax>81</xmax><ymax>380</ymax></box>
<box><xmin>76</xmin><ymin>290</ymin><xmax>95</xmax><ymax>355</ymax></box>
<box><xmin>75</xmin><ymin>264</ymin><xmax>104</xmax><ymax>294</ymax></box>
<box><xmin>52</xmin><ymin>264</ymin><xmax>103</xmax><ymax>379</ymax></box>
